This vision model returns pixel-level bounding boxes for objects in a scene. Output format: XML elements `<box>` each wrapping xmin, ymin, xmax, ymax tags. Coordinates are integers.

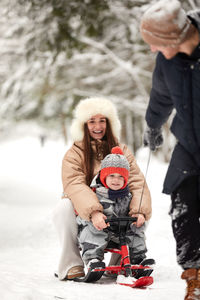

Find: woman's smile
<box><xmin>87</xmin><ymin>114</ymin><xmax>107</xmax><ymax>140</ymax></box>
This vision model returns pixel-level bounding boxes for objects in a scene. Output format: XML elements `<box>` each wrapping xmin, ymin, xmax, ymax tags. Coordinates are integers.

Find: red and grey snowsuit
<box><xmin>77</xmin><ymin>174</ymin><xmax>147</xmax><ymax>265</ymax></box>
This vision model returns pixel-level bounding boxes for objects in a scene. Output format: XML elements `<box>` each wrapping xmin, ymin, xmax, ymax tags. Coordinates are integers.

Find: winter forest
<box><xmin>1</xmin><ymin>1</ymin><xmax>200</xmax><ymax>300</ymax></box>
<box><xmin>0</xmin><ymin>0</ymin><xmax>199</xmax><ymax>156</ymax></box>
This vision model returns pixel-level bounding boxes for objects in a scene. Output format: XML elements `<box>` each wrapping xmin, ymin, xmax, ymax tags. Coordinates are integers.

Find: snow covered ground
<box><xmin>0</xmin><ymin>126</ymin><xmax>185</xmax><ymax>300</ymax></box>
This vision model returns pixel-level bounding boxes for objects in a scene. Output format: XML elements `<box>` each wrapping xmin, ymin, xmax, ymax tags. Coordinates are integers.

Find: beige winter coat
<box><xmin>62</xmin><ymin>141</ymin><xmax>152</xmax><ymax>221</ymax></box>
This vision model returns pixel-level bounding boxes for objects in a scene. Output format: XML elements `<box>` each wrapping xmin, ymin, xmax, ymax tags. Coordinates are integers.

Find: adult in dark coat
<box><xmin>140</xmin><ymin>1</ymin><xmax>200</xmax><ymax>299</ymax></box>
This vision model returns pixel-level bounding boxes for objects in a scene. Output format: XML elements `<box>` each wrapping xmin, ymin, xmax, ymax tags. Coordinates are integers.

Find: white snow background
<box><xmin>0</xmin><ymin>123</ymin><xmax>185</xmax><ymax>300</ymax></box>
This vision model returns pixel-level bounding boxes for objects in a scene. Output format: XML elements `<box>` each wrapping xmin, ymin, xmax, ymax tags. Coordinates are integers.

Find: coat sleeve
<box><xmin>62</xmin><ymin>145</ymin><xmax>103</xmax><ymax>221</ymax></box>
<box><xmin>121</xmin><ymin>144</ymin><xmax>152</xmax><ymax>221</ymax></box>
<box><xmin>146</xmin><ymin>53</ymin><xmax>174</xmax><ymax>129</ymax></box>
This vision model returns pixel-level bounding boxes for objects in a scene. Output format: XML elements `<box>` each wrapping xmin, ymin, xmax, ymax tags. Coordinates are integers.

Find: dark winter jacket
<box><xmin>145</xmin><ymin>10</ymin><xmax>200</xmax><ymax>194</ymax></box>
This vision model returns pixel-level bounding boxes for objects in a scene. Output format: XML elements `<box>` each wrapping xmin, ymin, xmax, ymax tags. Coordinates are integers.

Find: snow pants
<box><xmin>52</xmin><ymin>198</ymin><xmax>122</xmax><ymax>279</ymax></box>
<box><xmin>52</xmin><ymin>198</ymin><xmax>84</xmax><ymax>280</ymax></box>
<box><xmin>77</xmin><ymin>216</ymin><xmax>147</xmax><ymax>265</ymax></box>
<box><xmin>169</xmin><ymin>175</ymin><xmax>200</xmax><ymax>269</ymax></box>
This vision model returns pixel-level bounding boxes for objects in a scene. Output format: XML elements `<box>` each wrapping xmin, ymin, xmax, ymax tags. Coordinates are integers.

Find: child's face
<box><xmin>105</xmin><ymin>173</ymin><xmax>125</xmax><ymax>190</ymax></box>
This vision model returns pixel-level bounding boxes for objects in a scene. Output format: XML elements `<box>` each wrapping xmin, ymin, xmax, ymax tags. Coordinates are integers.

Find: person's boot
<box><xmin>181</xmin><ymin>268</ymin><xmax>200</xmax><ymax>300</ymax></box>
<box><xmin>67</xmin><ymin>266</ymin><xmax>85</xmax><ymax>279</ymax></box>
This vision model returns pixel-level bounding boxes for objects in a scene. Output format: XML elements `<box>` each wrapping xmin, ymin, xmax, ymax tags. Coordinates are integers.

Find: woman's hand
<box><xmin>90</xmin><ymin>211</ymin><xmax>108</xmax><ymax>230</ymax></box>
<box><xmin>131</xmin><ymin>213</ymin><xmax>145</xmax><ymax>227</ymax></box>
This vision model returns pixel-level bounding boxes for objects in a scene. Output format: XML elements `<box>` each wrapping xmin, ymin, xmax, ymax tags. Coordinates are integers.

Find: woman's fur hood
<box><xmin>70</xmin><ymin>97</ymin><xmax>121</xmax><ymax>142</ymax></box>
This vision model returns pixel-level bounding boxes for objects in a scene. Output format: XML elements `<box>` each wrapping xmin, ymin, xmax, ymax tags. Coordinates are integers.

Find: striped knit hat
<box><xmin>140</xmin><ymin>0</ymin><xmax>192</xmax><ymax>47</ymax></box>
<box><xmin>100</xmin><ymin>146</ymin><xmax>130</xmax><ymax>189</ymax></box>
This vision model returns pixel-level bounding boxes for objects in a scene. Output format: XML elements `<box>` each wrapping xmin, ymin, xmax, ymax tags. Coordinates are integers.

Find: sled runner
<box><xmin>74</xmin><ymin>216</ymin><xmax>154</xmax><ymax>288</ymax></box>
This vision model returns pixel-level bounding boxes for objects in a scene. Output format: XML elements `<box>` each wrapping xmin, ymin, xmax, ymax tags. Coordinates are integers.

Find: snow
<box><xmin>116</xmin><ymin>274</ymin><xmax>136</xmax><ymax>285</ymax></box>
<box><xmin>0</xmin><ymin>127</ymin><xmax>186</xmax><ymax>300</ymax></box>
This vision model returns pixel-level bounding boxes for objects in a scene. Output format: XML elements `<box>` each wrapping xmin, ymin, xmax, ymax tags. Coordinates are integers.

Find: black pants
<box><xmin>170</xmin><ymin>176</ymin><xmax>200</xmax><ymax>270</ymax></box>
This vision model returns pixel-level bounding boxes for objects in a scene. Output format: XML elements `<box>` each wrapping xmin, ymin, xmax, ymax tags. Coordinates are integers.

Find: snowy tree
<box><xmin>0</xmin><ymin>0</ymin><xmax>199</xmax><ymax>156</ymax></box>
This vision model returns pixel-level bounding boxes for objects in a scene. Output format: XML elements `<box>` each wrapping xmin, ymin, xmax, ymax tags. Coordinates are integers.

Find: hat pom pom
<box><xmin>111</xmin><ymin>146</ymin><xmax>124</xmax><ymax>155</ymax></box>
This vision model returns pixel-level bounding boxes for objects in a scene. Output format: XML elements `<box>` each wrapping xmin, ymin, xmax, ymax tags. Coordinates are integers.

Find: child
<box><xmin>76</xmin><ymin>146</ymin><xmax>148</xmax><ymax>270</ymax></box>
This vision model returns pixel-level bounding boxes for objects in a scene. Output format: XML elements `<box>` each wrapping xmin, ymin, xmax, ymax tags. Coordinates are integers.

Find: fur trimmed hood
<box><xmin>70</xmin><ymin>97</ymin><xmax>121</xmax><ymax>142</ymax></box>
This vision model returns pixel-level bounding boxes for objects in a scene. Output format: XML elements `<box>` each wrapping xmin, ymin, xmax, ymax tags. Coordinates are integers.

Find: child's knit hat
<box><xmin>100</xmin><ymin>146</ymin><xmax>130</xmax><ymax>189</ymax></box>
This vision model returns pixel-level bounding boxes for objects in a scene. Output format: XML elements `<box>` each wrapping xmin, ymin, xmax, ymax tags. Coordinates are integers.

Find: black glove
<box><xmin>143</xmin><ymin>126</ymin><xmax>163</xmax><ymax>151</ymax></box>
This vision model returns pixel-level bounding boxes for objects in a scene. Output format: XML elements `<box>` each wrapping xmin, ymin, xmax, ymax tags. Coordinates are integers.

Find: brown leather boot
<box><xmin>181</xmin><ymin>269</ymin><xmax>200</xmax><ymax>300</ymax></box>
<box><xmin>67</xmin><ymin>266</ymin><xmax>85</xmax><ymax>279</ymax></box>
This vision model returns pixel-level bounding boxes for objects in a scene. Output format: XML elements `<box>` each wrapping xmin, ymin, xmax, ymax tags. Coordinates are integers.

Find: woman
<box><xmin>53</xmin><ymin>97</ymin><xmax>152</xmax><ymax>280</ymax></box>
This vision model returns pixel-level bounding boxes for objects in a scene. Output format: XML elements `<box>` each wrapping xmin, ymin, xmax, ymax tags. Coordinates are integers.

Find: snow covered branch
<box><xmin>78</xmin><ymin>36</ymin><xmax>149</xmax><ymax>98</ymax></box>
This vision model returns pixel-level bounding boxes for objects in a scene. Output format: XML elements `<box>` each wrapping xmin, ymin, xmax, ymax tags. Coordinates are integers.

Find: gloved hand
<box><xmin>143</xmin><ymin>126</ymin><xmax>163</xmax><ymax>151</ymax></box>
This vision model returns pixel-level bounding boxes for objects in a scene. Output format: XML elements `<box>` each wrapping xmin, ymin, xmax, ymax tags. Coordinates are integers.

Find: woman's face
<box><xmin>87</xmin><ymin>114</ymin><xmax>107</xmax><ymax>140</ymax></box>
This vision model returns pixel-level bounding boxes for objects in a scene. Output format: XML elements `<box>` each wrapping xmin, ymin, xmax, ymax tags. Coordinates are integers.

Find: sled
<box><xmin>74</xmin><ymin>216</ymin><xmax>154</xmax><ymax>288</ymax></box>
